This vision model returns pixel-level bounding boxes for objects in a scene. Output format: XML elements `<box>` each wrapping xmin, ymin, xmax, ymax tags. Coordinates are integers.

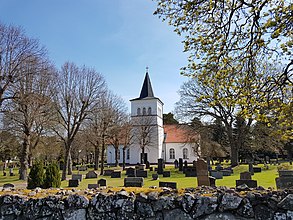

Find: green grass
<box><xmin>1</xmin><ymin>163</ymin><xmax>292</xmax><ymax>190</ymax></box>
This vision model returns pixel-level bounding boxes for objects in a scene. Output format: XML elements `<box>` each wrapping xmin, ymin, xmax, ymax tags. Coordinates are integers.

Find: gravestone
<box><xmin>126</xmin><ymin>168</ymin><xmax>136</xmax><ymax>177</ymax></box>
<box><xmin>265</xmin><ymin>156</ymin><xmax>270</xmax><ymax>164</ymax></box>
<box><xmin>68</xmin><ymin>179</ymin><xmax>79</xmax><ymax>187</ymax></box>
<box><xmin>196</xmin><ymin>158</ymin><xmax>210</xmax><ymax>186</ymax></box>
<box><xmin>216</xmin><ymin>164</ymin><xmax>223</xmax><ymax>171</ymax></box>
<box><xmin>136</xmin><ymin>170</ymin><xmax>147</xmax><ymax>178</ymax></box>
<box><xmin>72</xmin><ymin>174</ymin><xmax>83</xmax><ymax>182</ymax></box>
<box><xmin>78</xmin><ymin>166</ymin><xmax>87</xmax><ymax>171</ymax></box>
<box><xmin>174</xmin><ymin>159</ymin><xmax>179</xmax><ymax>169</ymax></box>
<box><xmin>135</xmin><ymin>164</ymin><xmax>146</xmax><ymax>170</ymax></box>
<box><xmin>88</xmin><ymin>184</ymin><xmax>99</xmax><ymax>189</ymax></box>
<box><xmin>249</xmin><ymin>162</ymin><xmax>254</xmax><ymax>175</ymax></box>
<box><xmin>183</xmin><ymin>160</ymin><xmax>188</xmax><ymax>174</ymax></box>
<box><xmin>149</xmin><ymin>167</ymin><xmax>153</xmax><ymax>171</ymax></box>
<box><xmin>222</xmin><ymin>170</ymin><xmax>232</xmax><ymax>176</ymax></box>
<box><xmin>111</xmin><ymin>171</ymin><xmax>121</xmax><ymax>178</ymax></box>
<box><xmin>159</xmin><ymin>181</ymin><xmax>177</xmax><ymax>189</ymax></box>
<box><xmin>193</xmin><ymin>160</ymin><xmax>197</xmax><ymax>168</ymax></box>
<box><xmin>103</xmin><ymin>169</ymin><xmax>114</xmax><ymax>176</ymax></box>
<box><xmin>162</xmin><ymin>171</ymin><xmax>171</xmax><ymax>177</ymax></box>
<box><xmin>86</xmin><ymin>170</ymin><xmax>98</xmax><ymax>179</ymax></box>
<box><xmin>210</xmin><ymin>171</ymin><xmax>223</xmax><ymax>179</ymax></box>
<box><xmin>236</xmin><ymin>171</ymin><xmax>257</xmax><ymax>188</ymax></box>
<box><xmin>98</xmin><ymin>179</ymin><xmax>106</xmax><ymax>187</ymax></box>
<box><xmin>179</xmin><ymin>158</ymin><xmax>183</xmax><ymax>171</ymax></box>
<box><xmin>185</xmin><ymin>167</ymin><xmax>197</xmax><ymax>177</ymax></box>
<box><xmin>124</xmin><ymin>177</ymin><xmax>144</xmax><ymax>187</ymax></box>
<box><xmin>157</xmin><ymin>159</ymin><xmax>164</xmax><ymax>174</ymax></box>
<box><xmin>209</xmin><ymin>176</ymin><xmax>216</xmax><ymax>187</ymax></box>
<box><xmin>276</xmin><ymin>170</ymin><xmax>293</xmax><ymax>189</ymax></box>
<box><xmin>152</xmin><ymin>173</ymin><xmax>159</xmax><ymax>180</ymax></box>
<box><xmin>253</xmin><ymin>167</ymin><xmax>262</xmax><ymax>173</ymax></box>
<box><xmin>225</xmin><ymin>166</ymin><xmax>234</xmax><ymax>174</ymax></box>
<box><xmin>145</xmin><ymin>161</ymin><xmax>150</xmax><ymax>169</ymax></box>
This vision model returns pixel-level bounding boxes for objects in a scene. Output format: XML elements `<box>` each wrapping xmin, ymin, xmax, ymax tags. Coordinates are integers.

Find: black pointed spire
<box><xmin>139</xmin><ymin>68</ymin><xmax>154</xmax><ymax>99</ymax></box>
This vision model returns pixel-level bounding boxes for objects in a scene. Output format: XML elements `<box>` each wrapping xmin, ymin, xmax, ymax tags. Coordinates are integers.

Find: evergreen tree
<box><xmin>43</xmin><ymin>163</ymin><xmax>61</xmax><ymax>188</ymax></box>
<box><xmin>27</xmin><ymin>161</ymin><xmax>44</xmax><ymax>189</ymax></box>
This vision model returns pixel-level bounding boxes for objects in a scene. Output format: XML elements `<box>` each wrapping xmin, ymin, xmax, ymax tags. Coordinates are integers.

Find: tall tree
<box><xmin>163</xmin><ymin>112</ymin><xmax>179</xmax><ymax>124</ymax></box>
<box><xmin>0</xmin><ymin>23</ymin><xmax>46</xmax><ymax>109</ymax></box>
<box><xmin>53</xmin><ymin>62</ymin><xmax>106</xmax><ymax>180</ymax></box>
<box><xmin>4</xmin><ymin>57</ymin><xmax>55</xmax><ymax>180</ymax></box>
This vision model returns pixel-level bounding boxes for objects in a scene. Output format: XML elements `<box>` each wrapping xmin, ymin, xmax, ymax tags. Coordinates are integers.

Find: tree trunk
<box><xmin>122</xmin><ymin>147</ymin><xmax>126</xmax><ymax>170</ymax></box>
<box><xmin>19</xmin><ymin>135</ymin><xmax>30</xmax><ymax>180</ymax></box>
<box><xmin>231</xmin><ymin>145</ymin><xmax>239</xmax><ymax>167</ymax></box>
<box><xmin>100</xmin><ymin>137</ymin><xmax>105</xmax><ymax>175</ymax></box>
<box><xmin>141</xmin><ymin>147</ymin><xmax>145</xmax><ymax>164</ymax></box>
<box><xmin>94</xmin><ymin>145</ymin><xmax>99</xmax><ymax>170</ymax></box>
<box><xmin>115</xmin><ymin>146</ymin><xmax>119</xmax><ymax>167</ymax></box>
<box><xmin>67</xmin><ymin>151</ymin><xmax>72</xmax><ymax>175</ymax></box>
<box><xmin>62</xmin><ymin>147</ymin><xmax>70</xmax><ymax>181</ymax></box>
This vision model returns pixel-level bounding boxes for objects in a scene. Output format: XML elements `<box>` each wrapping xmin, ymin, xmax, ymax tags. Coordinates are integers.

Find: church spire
<box><xmin>139</xmin><ymin>67</ymin><xmax>154</xmax><ymax>99</ymax></box>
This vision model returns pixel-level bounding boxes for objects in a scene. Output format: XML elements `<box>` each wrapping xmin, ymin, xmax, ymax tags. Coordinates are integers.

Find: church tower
<box><xmin>129</xmin><ymin>69</ymin><xmax>164</xmax><ymax>164</ymax></box>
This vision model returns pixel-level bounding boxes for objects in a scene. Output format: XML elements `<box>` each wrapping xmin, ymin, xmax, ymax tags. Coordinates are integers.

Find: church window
<box><xmin>137</xmin><ymin>108</ymin><xmax>141</xmax><ymax>115</ymax></box>
<box><xmin>126</xmin><ymin>148</ymin><xmax>130</xmax><ymax>160</ymax></box>
<box><xmin>143</xmin><ymin>107</ymin><xmax>146</xmax><ymax>115</ymax></box>
<box><xmin>117</xmin><ymin>149</ymin><xmax>120</xmax><ymax>160</ymax></box>
<box><xmin>183</xmin><ymin>148</ymin><xmax>188</xmax><ymax>159</ymax></box>
<box><xmin>148</xmin><ymin>107</ymin><xmax>152</xmax><ymax>115</ymax></box>
<box><xmin>169</xmin><ymin>148</ymin><xmax>175</xmax><ymax>159</ymax></box>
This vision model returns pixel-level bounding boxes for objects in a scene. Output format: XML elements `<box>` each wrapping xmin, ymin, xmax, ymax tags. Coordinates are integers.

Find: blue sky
<box><xmin>0</xmin><ymin>0</ymin><xmax>189</xmax><ymax>113</ymax></box>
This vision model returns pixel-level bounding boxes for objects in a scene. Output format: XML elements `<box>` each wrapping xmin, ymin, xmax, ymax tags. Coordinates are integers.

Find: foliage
<box><xmin>27</xmin><ymin>161</ymin><xmax>44</xmax><ymax>189</ymax></box>
<box><xmin>0</xmin><ymin>131</ymin><xmax>20</xmax><ymax>161</ymax></box>
<box><xmin>277</xmin><ymin>163</ymin><xmax>292</xmax><ymax>170</ymax></box>
<box><xmin>154</xmin><ymin>0</ymin><xmax>292</xmax><ymax>140</ymax></box>
<box><xmin>163</xmin><ymin>112</ymin><xmax>179</xmax><ymax>124</ymax></box>
<box><xmin>43</xmin><ymin>163</ymin><xmax>61</xmax><ymax>188</ymax></box>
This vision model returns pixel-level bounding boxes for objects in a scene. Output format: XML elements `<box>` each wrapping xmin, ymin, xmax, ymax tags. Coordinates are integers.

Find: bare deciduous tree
<box><xmin>53</xmin><ymin>62</ymin><xmax>106</xmax><ymax>180</ymax></box>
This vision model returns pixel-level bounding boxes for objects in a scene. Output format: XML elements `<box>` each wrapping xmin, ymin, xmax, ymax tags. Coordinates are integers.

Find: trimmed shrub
<box><xmin>27</xmin><ymin>161</ymin><xmax>45</xmax><ymax>189</ymax></box>
<box><xmin>43</xmin><ymin>162</ymin><xmax>61</xmax><ymax>188</ymax></box>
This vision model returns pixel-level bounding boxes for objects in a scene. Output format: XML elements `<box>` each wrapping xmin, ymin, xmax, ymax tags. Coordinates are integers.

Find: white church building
<box><xmin>107</xmin><ymin>71</ymin><xmax>200</xmax><ymax>164</ymax></box>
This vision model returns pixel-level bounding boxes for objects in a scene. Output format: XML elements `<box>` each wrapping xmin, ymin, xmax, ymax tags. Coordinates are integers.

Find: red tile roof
<box><xmin>164</xmin><ymin>124</ymin><xmax>199</xmax><ymax>143</ymax></box>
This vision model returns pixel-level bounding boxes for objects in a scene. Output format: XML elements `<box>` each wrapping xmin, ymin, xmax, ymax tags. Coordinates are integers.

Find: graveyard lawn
<box><xmin>1</xmin><ymin>163</ymin><xmax>292</xmax><ymax>190</ymax></box>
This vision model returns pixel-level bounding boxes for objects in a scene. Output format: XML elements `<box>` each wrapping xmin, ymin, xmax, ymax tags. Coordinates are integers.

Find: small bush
<box><xmin>277</xmin><ymin>163</ymin><xmax>292</xmax><ymax>171</ymax></box>
<box><xmin>27</xmin><ymin>161</ymin><xmax>45</xmax><ymax>189</ymax></box>
<box><xmin>43</xmin><ymin>162</ymin><xmax>61</xmax><ymax>188</ymax></box>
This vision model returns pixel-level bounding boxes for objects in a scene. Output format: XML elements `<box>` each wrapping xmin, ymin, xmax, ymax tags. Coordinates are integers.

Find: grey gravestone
<box><xmin>111</xmin><ymin>171</ymin><xmax>121</xmax><ymax>178</ymax></box>
<box><xmin>276</xmin><ymin>170</ymin><xmax>293</xmax><ymax>189</ymax></box>
<box><xmin>157</xmin><ymin>159</ymin><xmax>164</xmax><ymax>174</ymax></box>
<box><xmin>88</xmin><ymin>184</ymin><xmax>99</xmax><ymax>189</ymax></box>
<box><xmin>126</xmin><ymin>168</ymin><xmax>136</xmax><ymax>177</ymax></box>
<box><xmin>152</xmin><ymin>173</ymin><xmax>159</xmax><ymax>180</ymax></box>
<box><xmin>174</xmin><ymin>159</ymin><xmax>179</xmax><ymax>169</ymax></box>
<box><xmin>124</xmin><ymin>177</ymin><xmax>144</xmax><ymax>187</ymax></box>
<box><xmin>179</xmin><ymin>158</ymin><xmax>183</xmax><ymax>171</ymax></box>
<box><xmin>216</xmin><ymin>164</ymin><xmax>223</xmax><ymax>171</ymax></box>
<box><xmin>185</xmin><ymin>167</ymin><xmax>197</xmax><ymax>177</ymax></box>
<box><xmin>222</xmin><ymin>170</ymin><xmax>232</xmax><ymax>176</ymax></box>
<box><xmin>72</xmin><ymin>174</ymin><xmax>82</xmax><ymax>182</ymax></box>
<box><xmin>145</xmin><ymin>161</ymin><xmax>150</xmax><ymax>169</ymax></box>
<box><xmin>209</xmin><ymin>176</ymin><xmax>216</xmax><ymax>187</ymax></box>
<box><xmin>135</xmin><ymin>164</ymin><xmax>146</xmax><ymax>170</ymax></box>
<box><xmin>236</xmin><ymin>171</ymin><xmax>257</xmax><ymax>188</ymax></box>
<box><xmin>68</xmin><ymin>179</ymin><xmax>79</xmax><ymax>187</ymax></box>
<box><xmin>240</xmin><ymin>171</ymin><xmax>252</xmax><ymax>180</ymax></box>
<box><xmin>103</xmin><ymin>169</ymin><xmax>114</xmax><ymax>176</ymax></box>
<box><xmin>159</xmin><ymin>181</ymin><xmax>177</xmax><ymax>189</ymax></box>
<box><xmin>79</xmin><ymin>166</ymin><xmax>87</xmax><ymax>171</ymax></box>
<box><xmin>136</xmin><ymin>170</ymin><xmax>147</xmax><ymax>178</ymax></box>
<box><xmin>86</xmin><ymin>170</ymin><xmax>98</xmax><ymax>179</ymax></box>
<box><xmin>249</xmin><ymin>162</ymin><xmax>254</xmax><ymax>175</ymax></box>
<box><xmin>162</xmin><ymin>171</ymin><xmax>171</xmax><ymax>177</ymax></box>
<box><xmin>210</xmin><ymin>171</ymin><xmax>223</xmax><ymax>179</ymax></box>
<box><xmin>98</xmin><ymin>179</ymin><xmax>106</xmax><ymax>187</ymax></box>
<box><xmin>196</xmin><ymin>158</ymin><xmax>210</xmax><ymax>186</ymax></box>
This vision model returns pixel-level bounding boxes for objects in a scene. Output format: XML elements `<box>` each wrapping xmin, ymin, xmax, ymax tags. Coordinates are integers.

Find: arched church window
<box><xmin>183</xmin><ymin>148</ymin><xmax>188</xmax><ymax>159</ymax></box>
<box><xmin>137</xmin><ymin>108</ymin><xmax>141</xmax><ymax>115</ymax></box>
<box><xmin>148</xmin><ymin>107</ymin><xmax>152</xmax><ymax>115</ymax></box>
<box><xmin>169</xmin><ymin>148</ymin><xmax>175</xmax><ymax>159</ymax></box>
<box><xmin>126</xmin><ymin>148</ymin><xmax>130</xmax><ymax>160</ymax></box>
<box><xmin>143</xmin><ymin>107</ymin><xmax>146</xmax><ymax>115</ymax></box>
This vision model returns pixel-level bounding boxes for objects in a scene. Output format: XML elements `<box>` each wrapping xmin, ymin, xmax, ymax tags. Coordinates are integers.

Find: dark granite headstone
<box><xmin>162</xmin><ymin>171</ymin><xmax>171</xmax><ymax>177</ymax></box>
<box><xmin>126</xmin><ymin>168</ymin><xmax>136</xmax><ymax>177</ymax></box>
<box><xmin>103</xmin><ymin>169</ymin><xmax>114</xmax><ymax>176</ymax></box>
<box><xmin>193</xmin><ymin>160</ymin><xmax>197</xmax><ymax>168</ymax></box>
<box><xmin>174</xmin><ymin>159</ymin><xmax>179</xmax><ymax>169</ymax></box>
<box><xmin>72</xmin><ymin>174</ymin><xmax>82</xmax><ymax>182</ymax></box>
<box><xmin>86</xmin><ymin>170</ymin><xmax>98</xmax><ymax>179</ymax></box>
<box><xmin>222</xmin><ymin>170</ymin><xmax>232</xmax><ymax>176</ymax></box>
<box><xmin>145</xmin><ymin>161</ymin><xmax>150</xmax><ymax>169</ymax></box>
<box><xmin>185</xmin><ymin>167</ymin><xmax>197</xmax><ymax>177</ymax></box>
<box><xmin>240</xmin><ymin>171</ymin><xmax>252</xmax><ymax>180</ymax></box>
<box><xmin>68</xmin><ymin>179</ymin><xmax>79</xmax><ymax>187</ymax></box>
<box><xmin>88</xmin><ymin>184</ymin><xmax>99</xmax><ymax>189</ymax></box>
<box><xmin>157</xmin><ymin>159</ymin><xmax>164</xmax><ymax>174</ymax></box>
<box><xmin>209</xmin><ymin>176</ymin><xmax>216</xmax><ymax>187</ymax></box>
<box><xmin>249</xmin><ymin>162</ymin><xmax>254</xmax><ymax>175</ymax></box>
<box><xmin>216</xmin><ymin>164</ymin><xmax>223</xmax><ymax>171</ymax></box>
<box><xmin>179</xmin><ymin>158</ymin><xmax>183</xmax><ymax>171</ymax></box>
<box><xmin>276</xmin><ymin>170</ymin><xmax>293</xmax><ymax>189</ymax></box>
<box><xmin>210</xmin><ymin>171</ymin><xmax>223</xmax><ymax>179</ymax></box>
<box><xmin>159</xmin><ymin>181</ymin><xmax>177</xmax><ymax>189</ymax></box>
<box><xmin>253</xmin><ymin>167</ymin><xmax>262</xmax><ymax>173</ymax></box>
<box><xmin>136</xmin><ymin>170</ymin><xmax>148</xmax><ymax>178</ymax></box>
<box><xmin>152</xmin><ymin>173</ymin><xmax>159</xmax><ymax>180</ymax></box>
<box><xmin>98</xmin><ymin>179</ymin><xmax>106</xmax><ymax>187</ymax></box>
<box><xmin>124</xmin><ymin>177</ymin><xmax>144</xmax><ymax>187</ymax></box>
<box><xmin>111</xmin><ymin>171</ymin><xmax>121</xmax><ymax>178</ymax></box>
<box><xmin>236</xmin><ymin>180</ymin><xmax>257</xmax><ymax>188</ymax></box>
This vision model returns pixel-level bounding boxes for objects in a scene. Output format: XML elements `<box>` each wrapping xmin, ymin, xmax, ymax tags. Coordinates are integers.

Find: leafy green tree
<box><xmin>163</xmin><ymin>112</ymin><xmax>179</xmax><ymax>124</ymax></box>
<box><xmin>27</xmin><ymin>161</ymin><xmax>44</xmax><ymax>189</ymax></box>
<box><xmin>43</xmin><ymin>163</ymin><xmax>61</xmax><ymax>188</ymax></box>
